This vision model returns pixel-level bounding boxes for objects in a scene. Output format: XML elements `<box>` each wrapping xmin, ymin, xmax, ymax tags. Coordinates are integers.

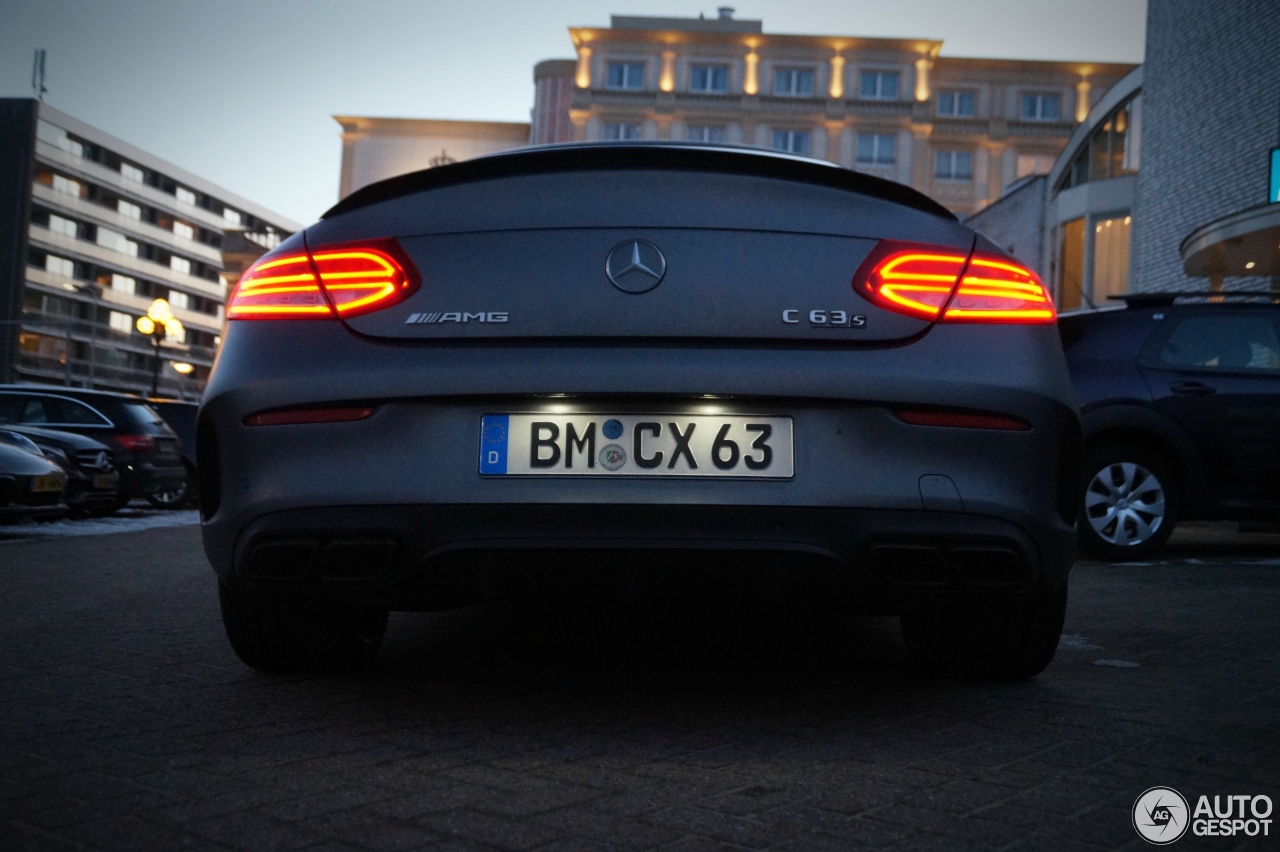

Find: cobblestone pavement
<box><xmin>2</xmin><ymin>524</ymin><xmax>1278</xmax><ymax>851</ymax></box>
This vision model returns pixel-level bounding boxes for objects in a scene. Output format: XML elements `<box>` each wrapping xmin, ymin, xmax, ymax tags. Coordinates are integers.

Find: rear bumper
<box><xmin>216</xmin><ymin>503</ymin><xmax>1074</xmax><ymax>613</ymax></box>
<box><xmin>120</xmin><ymin>462</ymin><xmax>186</xmax><ymax>498</ymax></box>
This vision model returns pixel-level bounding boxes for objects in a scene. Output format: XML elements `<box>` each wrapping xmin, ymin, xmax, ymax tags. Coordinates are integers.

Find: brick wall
<box><xmin>1131</xmin><ymin>0</ymin><xmax>1280</xmax><ymax>292</ymax></box>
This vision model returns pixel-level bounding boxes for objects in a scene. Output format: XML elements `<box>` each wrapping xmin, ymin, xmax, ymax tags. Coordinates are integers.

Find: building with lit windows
<box><xmin>0</xmin><ymin>100</ymin><xmax>298</xmax><ymax>397</ymax></box>
<box><xmin>530</xmin><ymin>10</ymin><xmax>1135</xmax><ymax>216</ymax></box>
<box><xmin>967</xmin><ymin>0</ymin><xmax>1280</xmax><ymax>305</ymax></box>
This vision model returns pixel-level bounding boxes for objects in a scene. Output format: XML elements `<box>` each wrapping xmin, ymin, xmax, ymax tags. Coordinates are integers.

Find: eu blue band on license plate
<box><xmin>479</xmin><ymin>414</ymin><xmax>510</xmax><ymax>474</ymax></box>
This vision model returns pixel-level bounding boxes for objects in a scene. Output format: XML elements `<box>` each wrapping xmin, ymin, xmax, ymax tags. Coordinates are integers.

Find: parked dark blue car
<box><xmin>1060</xmin><ymin>293</ymin><xmax>1280</xmax><ymax>559</ymax></box>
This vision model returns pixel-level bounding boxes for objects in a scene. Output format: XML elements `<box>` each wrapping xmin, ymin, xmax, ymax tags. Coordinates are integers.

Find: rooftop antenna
<box><xmin>32</xmin><ymin>49</ymin><xmax>47</xmax><ymax>101</ymax></box>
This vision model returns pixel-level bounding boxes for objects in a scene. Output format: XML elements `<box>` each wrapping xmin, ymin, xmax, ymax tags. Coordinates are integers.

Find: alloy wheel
<box><xmin>1084</xmin><ymin>462</ymin><xmax>1166</xmax><ymax>547</ymax></box>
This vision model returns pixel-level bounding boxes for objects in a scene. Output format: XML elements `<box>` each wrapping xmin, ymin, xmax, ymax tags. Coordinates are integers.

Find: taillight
<box><xmin>227</xmin><ymin>239</ymin><xmax>419</xmax><ymax>320</ymax></box>
<box><xmin>895</xmin><ymin>408</ymin><xmax>1030</xmax><ymax>431</ymax></box>
<box><xmin>853</xmin><ymin>241</ymin><xmax>1055</xmax><ymax>324</ymax></box>
<box><xmin>113</xmin><ymin>434</ymin><xmax>156</xmax><ymax>451</ymax></box>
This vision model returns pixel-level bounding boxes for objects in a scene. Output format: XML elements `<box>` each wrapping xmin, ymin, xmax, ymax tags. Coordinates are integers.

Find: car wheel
<box><xmin>218</xmin><ymin>582</ymin><xmax>388</xmax><ymax>672</ymax></box>
<box><xmin>900</xmin><ymin>582</ymin><xmax>1068</xmax><ymax>680</ymax></box>
<box><xmin>1079</xmin><ymin>443</ymin><xmax>1179</xmax><ymax>561</ymax></box>
<box><xmin>146</xmin><ymin>481</ymin><xmax>189</xmax><ymax>509</ymax></box>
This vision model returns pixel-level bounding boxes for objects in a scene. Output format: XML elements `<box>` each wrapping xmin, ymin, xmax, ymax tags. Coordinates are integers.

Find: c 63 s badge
<box><xmin>406</xmin><ymin>311</ymin><xmax>508</xmax><ymax>324</ymax></box>
<box><xmin>782</xmin><ymin>309</ymin><xmax>867</xmax><ymax>329</ymax></box>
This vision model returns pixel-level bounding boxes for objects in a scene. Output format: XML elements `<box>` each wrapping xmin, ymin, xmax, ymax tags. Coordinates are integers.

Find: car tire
<box><xmin>1078</xmin><ymin>443</ymin><xmax>1179</xmax><ymax>561</ymax></box>
<box><xmin>146</xmin><ymin>480</ymin><xmax>189</xmax><ymax>509</ymax></box>
<box><xmin>900</xmin><ymin>582</ymin><xmax>1068</xmax><ymax>680</ymax></box>
<box><xmin>218</xmin><ymin>582</ymin><xmax>388</xmax><ymax>672</ymax></box>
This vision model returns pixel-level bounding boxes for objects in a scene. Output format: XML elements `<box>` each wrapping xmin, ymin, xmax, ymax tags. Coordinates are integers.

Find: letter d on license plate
<box><xmin>479</xmin><ymin>414</ymin><xmax>793</xmax><ymax>478</ymax></box>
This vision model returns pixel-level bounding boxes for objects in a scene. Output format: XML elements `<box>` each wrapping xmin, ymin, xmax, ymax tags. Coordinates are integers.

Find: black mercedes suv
<box><xmin>1060</xmin><ymin>293</ymin><xmax>1280</xmax><ymax>559</ymax></box>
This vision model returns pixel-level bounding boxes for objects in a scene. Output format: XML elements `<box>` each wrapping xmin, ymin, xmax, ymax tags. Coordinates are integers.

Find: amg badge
<box><xmin>405</xmin><ymin>311</ymin><xmax>509</xmax><ymax>324</ymax></box>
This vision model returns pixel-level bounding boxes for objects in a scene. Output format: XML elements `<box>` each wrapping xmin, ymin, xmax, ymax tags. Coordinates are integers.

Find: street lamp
<box><xmin>135</xmin><ymin>299</ymin><xmax>184</xmax><ymax>396</ymax></box>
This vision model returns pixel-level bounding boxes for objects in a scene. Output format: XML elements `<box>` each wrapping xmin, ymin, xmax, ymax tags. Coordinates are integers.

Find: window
<box><xmin>36</xmin><ymin>121</ymin><xmax>83</xmax><ymax>157</ymax></box>
<box><xmin>687</xmin><ymin>125</ymin><xmax>727</xmax><ymax>143</ymax></box>
<box><xmin>1057</xmin><ymin>218</ymin><xmax>1085</xmax><ymax>310</ymax></box>
<box><xmin>689</xmin><ymin>64</ymin><xmax>730</xmax><ymax>94</ymax></box>
<box><xmin>110</xmin><ymin>274</ymin><xmax>136</xmax><ymax>295</ymax></box>
<box><xmin>170</xmin><ymin>255</ymin><xmax>192</xmax><ymax>275</ymax></box>
<box><xmin>223</xmin><ymin>208</ymin><xmax>242</xmax><ymax>226</ymax></box>
<box><xmin>856</xmin><ymin>133</ymin><xmax>896</xmax><ymax>165</ymax></box>
<box><xmin>605</xmin><ymin>62</ymin><xmax>645</xmax><ymax>90</ymax></box>
<box><xmin>51</xmin><ymin>174</ymin><xmax>82</xmax><ymax>197</ymax></box>
<box><xmin>117</xmin><ymin>199</ymin><xmax>142</xmax><ymax>220</ymax></box>
<box><xmin>1016</xmin><ymin>154</ymin><xmax>1054</xmax><ymax>179</ymax></box>
<box><xmin>934</xmin><ymin>150</ymin><xmax>973</xmax><ymax>180</ymax></box>
<box><xmin>1157</xmin><ymin>316</ymin><xmax>1280</xmax><ymax>372</ymax></box>
<box><xmin>1021</xmin><ymin>93</ymin><xmax>1061</xmax><ymax>121</ymax></box>
<box><xmin>602</xmin><ymin>123</ymin><xmax>642</xmax><ymax>141</ymax></box>
<box><xmin>173</xmin><ymin>221</ymin><xmax>195</xmax><ymax>240</ymax></box>
<box><xmin>771</xmin><ymin>129</ymin><xmax>811</xmax><ymax>156</ymax></box>
<box><xmin>774</xmin><ymin>68</ymin><xmax>815</xmax><ymax>97</ymax></box>
<box><xmin>45</xmin><ymin>254</ymin><xmax>74</xmax><ymax>278</ymax></box>
<box><xmin>48</xmin><ymin>214</ymin><xmax>78</xmax><ymax>238</ymax></box>
<box><xmin>121</xmin><ymin>162</ymin><xmax>145</xmax><ymax>182</ymax></box>
<box><xmin>168</xmin><ymin>290</ymin><xmax>190</xmax><ymax>311</ymax></box>
<box><xmin>860</xmin><ymin>71</ymin><xmax>900</xmax><ymax>100</ymax></box>
<box><xmin>109</xmin><ymin>311</ymin><xmax>134</xmax><ymax>335</ymax></box>
<box><xmin>1059</xmin><ymin>94</ymin><xmax>1142</xmax><ymax>191</ymax></box>
<box><xmin>175</xmin><ymin>186</ymin><xmax>197</xmax><ymax>205</ymax></box>
<box><xmin>937</xmin><ymin>91</ymin><xmax>975</xmax><ymax>117</ymax></box>
<box><xmin>1093</xmin><ymin>215</ymin><xmax>1131</xmax><ymax>303</ymax></box>
<box><xmin>97</xmin><ymin>227</ymin><xmax>138</xmax><ymax>257</ymax></box>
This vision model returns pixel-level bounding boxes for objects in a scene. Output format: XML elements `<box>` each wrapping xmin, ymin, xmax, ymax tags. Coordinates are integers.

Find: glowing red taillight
<box><xmin>227</xmin><ymin>239</ymin><xmax>419</xmax><ymax>320</ymax></box>
<box><xmin>853</xmin><ymin>241</ymin><xmax>1055</xmax><ymax>325</ymax></box>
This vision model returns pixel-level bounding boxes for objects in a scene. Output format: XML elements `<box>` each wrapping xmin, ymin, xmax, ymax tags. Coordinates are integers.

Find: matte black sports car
<box><xmin>200</xmin><ymin>144</ymin><xmax>1079</xmax><ymax>678</ymax></box>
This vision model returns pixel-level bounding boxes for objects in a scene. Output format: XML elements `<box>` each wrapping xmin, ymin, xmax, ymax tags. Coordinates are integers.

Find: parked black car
<box><xmin>1060</xmin><ymin>293</ymin><xmax>1280</xmax><ymax>559</ymax></box>
<box><xmin>4</xmin><ymin>426</ymin><xmax>119</xmax><ymax>516</ymax></box>
<box><xmin>0</xmin><ymin>435</ymin><xmax>67</xmax><ymax>524</ymax></box>
<box><xmin>147</xmin><ymin>399</ymin><xmax>198</xmax><ymax>508</ymax></box>
<box><xmin>0</xmin><ymin>386</ymin><xmax>186</xmax><ymax>512</ymax></box>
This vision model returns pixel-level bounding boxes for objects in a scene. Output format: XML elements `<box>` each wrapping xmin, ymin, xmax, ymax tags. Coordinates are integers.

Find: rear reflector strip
<box><xmin>244</xmin><ymin>407</ymin><xmax>375</xmax><ymax>427</ymax></box>
<box><xmin>895</xmin><ymin>409</ymin><xmax>1030</xmax><ymax>431</ymax></box>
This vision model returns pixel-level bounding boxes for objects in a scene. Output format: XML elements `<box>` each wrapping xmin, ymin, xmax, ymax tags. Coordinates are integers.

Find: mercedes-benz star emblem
<box><xmin>605</xmin><ymin>239</ymin><xmax>667</xmax><ymax>294</ymax></box>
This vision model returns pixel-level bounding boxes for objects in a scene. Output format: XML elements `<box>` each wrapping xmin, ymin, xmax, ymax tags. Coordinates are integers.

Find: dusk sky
<box><xmin>1</xmin><ymin>0</ymin><xmax>1147</xmax><ymax>224</ymax></box>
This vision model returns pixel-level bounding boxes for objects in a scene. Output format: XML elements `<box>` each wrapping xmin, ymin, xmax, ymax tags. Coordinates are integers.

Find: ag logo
<box><xmin>1133</xmin><ymin>787</ymin><xmax>1190</xmax><ymax>845</ymax></box>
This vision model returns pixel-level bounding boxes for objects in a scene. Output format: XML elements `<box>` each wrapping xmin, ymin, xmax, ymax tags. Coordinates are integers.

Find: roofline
<box><xmin>321</xmin><ymin>142</ymin><xmax>957</xmax><ymax>221</ymax></box>
<box><xmin>23</xmin><ymin>100</ymin><xmax>301</xmax><ymax>232</ymax></box>
<box><xmin>568</xmin><ymin>26</ymin><xmax>943</xmax><ymax>53</ymax></box>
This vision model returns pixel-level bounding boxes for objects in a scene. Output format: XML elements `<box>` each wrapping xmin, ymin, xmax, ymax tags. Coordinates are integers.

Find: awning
<box><xmin>1181</xmin><ymin>202</ymin><xmax>1280</xmax><ymax>278</ymax></box>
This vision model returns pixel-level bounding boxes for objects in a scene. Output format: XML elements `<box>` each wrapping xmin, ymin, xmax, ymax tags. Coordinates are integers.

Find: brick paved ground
<box><xmin>1</xmin><ymin>524</ymin><xmax>1278</xmax><ymax>851</ymax></box>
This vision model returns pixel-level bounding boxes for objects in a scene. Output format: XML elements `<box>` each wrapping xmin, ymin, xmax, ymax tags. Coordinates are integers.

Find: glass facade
<box><xmin>1060</xmin><ymin>95</ymin><xmax>1142</xmax><ymax>191</ymax></box>
<box><xmin>1057</xmin><ymin>218</ymin><xmax>1086</xmax><ymax>310</ymax></box>
<box><xmin>1093</xmin><ymin>215</ymin><xmax>1131</xmax><ymax>303</ymax></box>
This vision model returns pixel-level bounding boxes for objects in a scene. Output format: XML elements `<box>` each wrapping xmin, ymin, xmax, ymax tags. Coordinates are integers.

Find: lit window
<box><xmin>1092</xmin><ymin>215</ymin><xmax>1131</xmax><ymax>303</ymax></box>
<box><xmin>223</xmin><ymin>207</ymin><xmax>242</xmax><ymax>226</ymax></box>
<box><xmin>121</xmin><ymin>162</ymin><xmax>145</xmax><ymax>182</ymax></box>
<box><xmin>937</xmin><ymin>91</ymin><xmax>975</xmax><ymax>117</ymax></box>
<box><xmin>176</xmin><ymin>186</ymin><xmax>197</xmax><ymax>205</ymax></box>
<box><xmin>860</xmin><ymin>71</ymin><xmax>900</xmax><ymax>100</ymax></box>
<box><xmin>1016</xmin><ymin>154</ymin><xmax>1054</xmax><ymax>179</ymax></box>
<box><xmin>173</xmin><ymin>221</ymin><xmax>195</xmax><ymax>240</ymax></box>
<box><xmin>110</xmin><ymin>274</ymin><xmax>136</xmax><ymax>295</ymax></box>
<box><xmin>168</xmin><ymin>290</ymin><xmax>190</xmax><ymax>311</ymax></box>
<box><xmin>856</xmin><ymin>133</ymin><xmax>896</xmax><ymax>165</ymax></box>
<box><xmin>1021</xmin><ymin>93</ymin><xmax>1061</xmax><ymax>121</ymax></box>
<box><xmin>771</xmin><ymin>130</ymin><xmax>811</xmax><ymax>156</ymax></box>
<box><xmin>774</xmin><ymin>68</ymin><xmax>815</xmax><ymax>97</ymax></box>
<box><xmin>605</xmin><ymin>62</ymin><xmax>645</xmax><ymax>90</ymax></box>
<box><xmin>117</xmin><ymin>199</ymin><xmax>142</xmax><ymax>220</ymax></box>
<box><xmin>170</xmin><ymin>255</ymin><xmax>192</xmax><ymax>275</ymax></box>
<box><xmin>51</xmin><ymin>174</ymin><xmax>82</xmax><ymax>197</ymax></box>
<box><xmin>97</xmin><ymin>227</ymin><xmax>138</xmax><ymax>257</ymax></box>
<box><xmin>48</xmin><ymin>214</ymin><xmax>78</xmax><ymax>238</ymax></box>
<box><xmin>689</xmin><ymin>64</ymin><xmax>730</xmax><ymax>94</ymax></box>
<box><xmin>109</xmin><ymin>311</ymin><xmax>133</xmax><ymax>335</ymax></box>
<box><xmin>935</xmin><ymin>150</ymin><xmax>973</xmax><ymax>180</ymax></box>
<box><xmin>687</xmin><ymin>125</ymin><xmax>727</xmax><ymax>143</ymax></box>
<box><xmin>45</xmin><ymin>254</ymin><xmax>75</xmax><ymax>278</ymax></box>
<box><xmin>602</xmin><ymin>122</ymin><xmax>642</xmax><ymax>141</ymax></box>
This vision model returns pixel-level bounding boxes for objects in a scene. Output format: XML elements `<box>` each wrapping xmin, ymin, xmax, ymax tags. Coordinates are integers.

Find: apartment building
<box><xmin>531</xmin><ymin>11</ymin><xmax>1136</xmax><ymax>216</ymax></box>
<box><xmin>0</xmin><ymin>99</ymin><xmax>299</xmax><ymax>396</ymax></box>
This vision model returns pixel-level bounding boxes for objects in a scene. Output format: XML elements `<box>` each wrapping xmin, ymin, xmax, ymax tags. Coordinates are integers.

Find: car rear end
<box><xmin>90</xmin><ymin>397</ymin><xmax>186</xmax><ymax>501</ymax></box>
<box><xmin>200</xmin><ymin>144</ymin><xmax>1079</xmax><ymax>677</ymax></box>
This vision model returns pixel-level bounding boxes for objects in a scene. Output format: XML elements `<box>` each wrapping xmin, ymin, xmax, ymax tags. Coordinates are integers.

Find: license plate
<box><xmin>31</xmin><ymin>474</ymin><xmax>64</xmax><ymax>493</ymax></box>
<box><xmin>93</xmin><ymin>474</ymin><xmax>118</xmax><ymax>489</ymax></box>
<box><xmin>480</xmin><ymin>414</ymin><xmax>793</xmax><ymax>478</ymax></box>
